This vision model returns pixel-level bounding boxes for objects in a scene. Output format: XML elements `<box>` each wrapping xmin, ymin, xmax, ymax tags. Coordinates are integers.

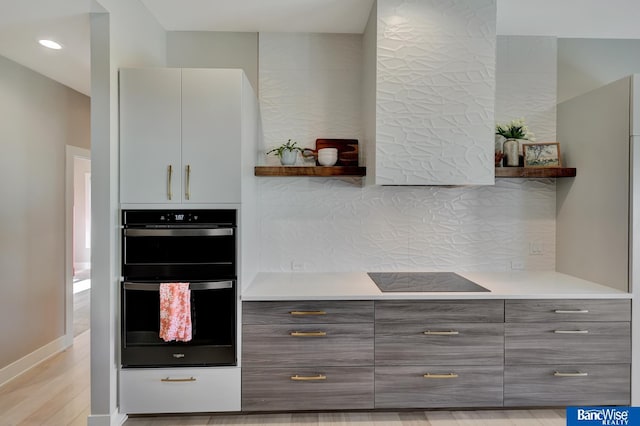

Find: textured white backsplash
<box><xmin>258</xmin><ymin>178</ymin><xmax>556</xmax><ymax>272</ymax></box>
<box><xmin>259</xmin><ymin>32</ymin><xmax>363</xmax><ymax>162</ymax></box>
<box><xmin>258</xmin><ymin>33</ymin><xmax>557</xmax><ymax>272</ymax></box>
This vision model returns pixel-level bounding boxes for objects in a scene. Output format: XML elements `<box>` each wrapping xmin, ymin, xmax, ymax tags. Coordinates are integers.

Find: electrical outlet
<box><xmin>529</xmin><ymin>242</ymin><xmax>544</xmax><ymax>255</ymax></box>
<box><xmin>291</xmin><ymin>261</ymin><xmax>304</xmax><ymax>271</ymax></box>
<box><xmin>511</xmin><ymin>260</ymin><xmax>525</xmax><ymax>270</ymax></box>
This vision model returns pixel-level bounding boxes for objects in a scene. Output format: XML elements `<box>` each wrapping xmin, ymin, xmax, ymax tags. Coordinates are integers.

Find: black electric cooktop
<box><xmin>368</xmin><ymin>272</ymin><xmax>490</xmax><ymax>292</ymax></box>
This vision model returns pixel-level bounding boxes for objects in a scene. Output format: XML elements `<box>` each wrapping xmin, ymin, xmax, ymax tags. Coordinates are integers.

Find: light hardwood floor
<box><xmin>0</xmin><ymin>330</ymin><xmax>90</xmax><ymax>425</ymax></box>
<box><xmin>125</xmin><ymin>409</ymin><xmax>566</xmax><ymax>425</ymax></box>
<box><xmin>0</xmin><ymin>332</ymin><xmax>566</xmax><ymax>425</ymax></box>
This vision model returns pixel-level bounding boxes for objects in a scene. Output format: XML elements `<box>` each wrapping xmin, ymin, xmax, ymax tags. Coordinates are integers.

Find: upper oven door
<box><xmin>122</xmin><ymin>226</ymin><xmax>236</xmax><ymax>281</ymax></box>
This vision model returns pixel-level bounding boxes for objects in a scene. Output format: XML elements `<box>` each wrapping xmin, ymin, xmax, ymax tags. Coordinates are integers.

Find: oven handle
<box><xmin>124</xmin><ymin>228</ymin><xmax>234</xmax><ymax>237</ymax></box>
<box><xmin>123</xmin><ymin>281</ymin><xmax>234</xmax><ymax>291</ymax></box>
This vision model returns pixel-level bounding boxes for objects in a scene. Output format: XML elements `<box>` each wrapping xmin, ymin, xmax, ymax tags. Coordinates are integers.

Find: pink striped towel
<box><xmin>159</xmin><ymin>282</ymin><xmax>192</xmax><ymax>342</ymax></box>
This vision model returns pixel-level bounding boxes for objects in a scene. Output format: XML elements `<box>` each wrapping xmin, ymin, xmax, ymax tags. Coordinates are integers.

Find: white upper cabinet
<box><xmin>120</xmin><ymin>68</ymin><xmax>182</xmax><ymax>203</ymax></box>
<box><xmin>120</xmin><ymin>68</ymin><xmax>251</xmax><ymax>204</ymax></box>
<box><xmin>370</xmin><ymin>0</ymin><xmax>497</xmax><ymax>185</ymax></box>
<box><xmin>181</xmin><ymin>69</ymin><xmax>242</xmax><ymax>203</ymax></box>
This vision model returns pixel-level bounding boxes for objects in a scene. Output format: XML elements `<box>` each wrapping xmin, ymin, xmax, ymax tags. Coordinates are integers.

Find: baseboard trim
<box><xmin>0</xmin><ymin>336</ymin><xmax>67</xmax><ymax>387</ymax></box>
<box><xmin>87</xmin><ymin>411</ymin><xmax>127</xmax><ymax>426</ymax></box>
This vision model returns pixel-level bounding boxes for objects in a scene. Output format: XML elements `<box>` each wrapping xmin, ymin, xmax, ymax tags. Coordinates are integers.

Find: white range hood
<box><xmin>366</xmin><ymin>0</ymin><xmax>497</xmax><ymax>186</ymax></box>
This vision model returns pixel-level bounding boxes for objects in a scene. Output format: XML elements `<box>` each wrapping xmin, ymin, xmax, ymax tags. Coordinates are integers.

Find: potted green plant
<box><xmin>266</xmin><ymin>139</ymin><xmax>303</xmax><ymax>166</ymax></box>
<box><xmin>495</xmin><ymin>118</ymin><xmax>535</xmax><ymax>167</ymax></box>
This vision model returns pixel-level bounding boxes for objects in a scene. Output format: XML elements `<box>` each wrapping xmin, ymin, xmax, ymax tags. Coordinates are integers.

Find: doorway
<box><xmin>65</xmin><ymin>146</ymin><xmax>91</xmax><ymax>346</ymax></box>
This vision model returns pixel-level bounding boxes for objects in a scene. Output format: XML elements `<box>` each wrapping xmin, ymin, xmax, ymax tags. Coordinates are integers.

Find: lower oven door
<box><xmin>121</xmin><ymin>280</ymin><xmax>236</xmax><ymax>368</ymax></box>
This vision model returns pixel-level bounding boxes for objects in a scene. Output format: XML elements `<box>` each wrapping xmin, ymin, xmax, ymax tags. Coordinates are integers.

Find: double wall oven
<box><xmin>121</xmin><ymin>209</ymin><xmax>237</xmax><ymax>368</ymax></box>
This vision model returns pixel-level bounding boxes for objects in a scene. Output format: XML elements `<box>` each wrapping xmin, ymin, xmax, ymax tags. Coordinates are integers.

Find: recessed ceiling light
<box><xmin>38</xmin><ymin>39</ymin><xmax>62</xmax><ymax>50</ymax></box>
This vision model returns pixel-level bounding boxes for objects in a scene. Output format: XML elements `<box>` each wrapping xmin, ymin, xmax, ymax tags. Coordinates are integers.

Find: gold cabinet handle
<box><xmin>290</xmin><ymin>311</ymin><xmax>327</xmax><ymax>316</ymax></box>
<box><xmin>423</xmin><ymin>330</ymin><xmax>459</xmax><ymax>335</ymax></box>
<box><xmin>290</xmin><ymin>331</ymin><xmax>327</xmax><ymax>337</ymax></box>
<box><xmin>554</xmin><ymin>309</ymin><xmax>589</xmax><ymax>314</ymax></box>
<box><xmin>290</xmin><ymin>374</ymin><xmax>327</xmax><ymax>381</ymax></box>
<box><xmin>167</xmin><ymin>165</ymin><xmax>173</xmax><ymax>200</ymax></box>
<box><xmin>161</xmin><ymin>376</ymin><xmax>196</xmax><ymax>382</ymax></box>
<box><xmin>554</xmin><ymin>371</ymin><xmax>588</xmax><ymax>377</ymax></box>
<box><xmin>185</xmin><ymin>164</ymin><xmax>191</xmax><ymax>200</ymax></box>
<box><xmin>554</xmin><ymin>330</ymin><xmax>589</xmax><ymax>334</ymax></box>
<box><xmin>423</xmin><ymin>373</ymin><xmax>459</xmax><ymax>379</ymax></box>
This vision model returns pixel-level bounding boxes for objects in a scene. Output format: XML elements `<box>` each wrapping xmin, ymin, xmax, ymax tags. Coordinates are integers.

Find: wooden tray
<box><xmin>314</xmin><ymin>139</ymin><xmax>359</xmax><ymax>166</ymax></box>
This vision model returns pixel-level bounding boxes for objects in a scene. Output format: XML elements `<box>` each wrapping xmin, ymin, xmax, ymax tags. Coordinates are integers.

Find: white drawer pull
<box><xmin>290</xmin><ymin>374</ymin><xmax>327</xmax><ymax>381</ymax></box>
<box><xmin>554</xmin><ymin>330</ymin><xmax>589</xmax><ymax>334</ymax></box>
<box><xmin>423</xmin><ymin>330</ymin><xmax>459</xmax><ymax>336</ymax></box>
<box><xmin>161</xmin><ymin>377</ymin><xmax>196</xmax><ymax>382</ymax></box>
<box><xmin>290</xmin><ymin>331</ymin><xmax>327</xmax><ymax>337</ymax></box>
<box><xmin>290</xmin><ymin>311</ymin><xmax>327</xmax><ymax>316</ymax></box>
<box><xmin>554</xmin><ymin>371</ymin><xmax>588</xmax><ymax>377</ymax></box>
<box><xmin>554</xmin><ymin>309</ymin><xmax>589</xmax><ymax>314</ymax></box>
<box><xmin>423</xmin><ymin>373</ymin><xmax>459</xmax><ymax>379</ymax></box>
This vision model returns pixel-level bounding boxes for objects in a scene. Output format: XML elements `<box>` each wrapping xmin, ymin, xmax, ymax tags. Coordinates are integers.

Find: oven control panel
<box><xmin>122</xmin><ymin>209</ymin><xmax>236</xmax><ymax>227</ymax></box>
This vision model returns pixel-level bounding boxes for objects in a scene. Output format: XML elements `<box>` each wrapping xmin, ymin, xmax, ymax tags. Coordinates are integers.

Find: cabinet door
<box><xmin>182</xmin><ymin>69</ymin><xmax>242</xmax><ymax>203</ymax></box>
<box><xmin>120</xmin><ymin>68</ymin><xmax>182</xmax><ymax>203</ymax></box>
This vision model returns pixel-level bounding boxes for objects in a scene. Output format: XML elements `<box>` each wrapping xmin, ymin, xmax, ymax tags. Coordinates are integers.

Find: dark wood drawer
<box><xmin>375</xmin><ymin>365</ymin><xmax>503</xmax><ymax>408</ymax></box>
<box><xmin>242</xmin><ymin>323</ymin><xmax>374</xmax><ymax>367</ymax></box>
<box><xmin>243</xmin><ymin>301</ymin><xmax>374</xmax><ymax>324</ymax></box>
<box><xmin>376</xmin><ymin>322</ymin><xmax>504</xmax><ymax>366</ymax></box>
<box><xmin>242</xmin><ymin>366</ymin><xmax>374</xmax><ymax>411</ymax></box>
<box><xmin>505</xmin><ymin>299</ymin><xmax>631</xmax><ymax>322</ymax></box>
<box><xmin>375</xmin><ymin>300</ymin><xmax>504</xmax><ymax>323</ymax></box>
<box><xmin>504</xmin><ymin>364</ymin><xmax>630</xmax><ymax>406</ymax></box>
<box><xmin>505</xmin><ymin>322</ymin><xmax>630</xmax><ymax>365</ymax></box>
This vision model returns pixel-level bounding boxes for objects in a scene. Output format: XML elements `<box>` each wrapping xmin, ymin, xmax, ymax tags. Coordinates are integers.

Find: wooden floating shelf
<box><xmin>254</xmin><ymin>166</ymin><xmax>366</xmax><ymax>177</ymax></box>
<box><xmin>495</xmin><ymin>167</ymin><xmax>576</xmax><ymax>178</ymax></box>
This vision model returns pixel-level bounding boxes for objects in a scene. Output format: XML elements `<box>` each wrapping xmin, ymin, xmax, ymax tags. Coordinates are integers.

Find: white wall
<box><xmin>558</xmin><ymin>38</ymin><xmax>640</xmax><ymax>103</ymax></box>
<box><xmin>90</xmin><ymin>0</ymin><xmax>166</xmax><ymax>423</ymax></box>
<box><xmin>0</xmin><ymin>54</ymin><xmax>90</xmax><ymax>371</ymax></box>
<box><xmin>167</xmin><ymin>31</ymin><xmax>258</xmax><ymax>92</ymax></box>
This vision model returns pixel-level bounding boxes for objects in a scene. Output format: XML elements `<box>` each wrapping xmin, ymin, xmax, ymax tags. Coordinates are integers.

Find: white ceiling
<box><xmin>2</xmin><ymin>0</ymin><xmax>640</xmax><ymax>96</ymax></box>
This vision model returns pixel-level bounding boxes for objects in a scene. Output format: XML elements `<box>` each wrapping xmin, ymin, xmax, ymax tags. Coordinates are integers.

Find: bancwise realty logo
<box><xmin>567</xmin><ymin>407</ymin><xmax>639</xmax><ymax>426</ymax></box>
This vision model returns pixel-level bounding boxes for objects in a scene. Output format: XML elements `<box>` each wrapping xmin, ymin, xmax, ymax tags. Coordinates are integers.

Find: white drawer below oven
<box><xmin>120</xmin><ymin>367</ymin><xmax>240</xmax><ymax>414</ymax></box>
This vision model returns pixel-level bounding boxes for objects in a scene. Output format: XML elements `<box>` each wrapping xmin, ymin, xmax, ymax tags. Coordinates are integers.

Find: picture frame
<box><xmin>522</xmin><ymin>142</ymin><xmax>562</xmax><ymax>167</ymax></box>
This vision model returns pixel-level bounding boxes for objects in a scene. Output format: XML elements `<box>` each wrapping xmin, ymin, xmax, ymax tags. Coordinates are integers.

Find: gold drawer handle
<box><xmin>554</xmin><ymin>309</ymin><xmax>589</xmax><ymax>314</ymax></box>
<box><xmin>290</xmin><ymin>374</ymin><xmax>327</xmax><ymax>381</ymax></box>
<box><xmin>161</xmin><ymin>377</ymin><xmax>196</xmax><ymax>382</ymax></box>
<box><xmin>423</xmin><ymin>373</ymin><xmax>459</xmax><ymax>379</ymax></box>
<box><xmin>423</xmin><ymin>330</ymin><xmax>459</xmax><ymax>335</ymax></box>
<box><xmin>290</xmin><ymin>331</ymin><xmax>327</xmax><ymax>337</ymax></box>
<box><xmin>554</xmin><ymin>371</ymin><xmax>588</xmax><ymax>377</ymax></box>
<box><xmin>290</xmin><ymin>311</ymin><xmax>327</xmax><ymax>316</ymax></box>
<box><xmin>554</xmin><ymin>330</ymin><xmax>589</xmax><ymax>334</ymax></box>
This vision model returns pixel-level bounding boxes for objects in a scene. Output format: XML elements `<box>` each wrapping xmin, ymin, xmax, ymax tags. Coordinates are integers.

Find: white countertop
<box><xmin>242</xmin><ymin>271</ymin><xmax>631</xmax><ymax>301</ymax></box>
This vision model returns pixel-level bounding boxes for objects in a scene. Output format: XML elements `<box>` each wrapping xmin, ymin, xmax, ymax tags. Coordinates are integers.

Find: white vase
<box><xmin>503</xmin><ymin>139</ymin><xmax>519</xmax><ymax>167</ymax></box>
<box><xmin>280</xmin><ymin>150</ymin><xmax>297</xmax><ymax>166</ymax></box>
